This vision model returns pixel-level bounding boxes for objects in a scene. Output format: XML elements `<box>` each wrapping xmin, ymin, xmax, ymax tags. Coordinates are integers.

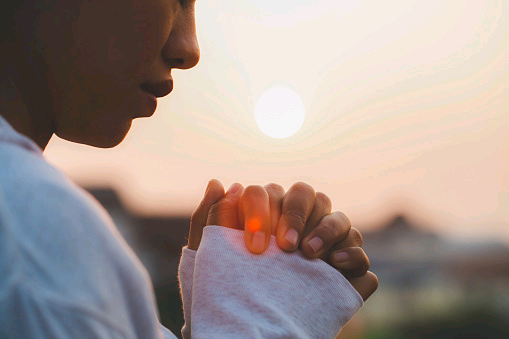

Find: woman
<box><xmin>0</xmin><ymin>1</ymin><xmax>377</xmax><ymax>338</ymax></box>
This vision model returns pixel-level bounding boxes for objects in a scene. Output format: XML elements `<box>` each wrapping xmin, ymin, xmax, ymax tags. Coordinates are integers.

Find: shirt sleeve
<box><xmin>0</xmin><ymin>283</ymin><xmax>127</xmax><ymax>339</ymax></box>
<box><xmin>178</xmin><ymin>247</ymin><xmax>196</xmax><ymax>339</ymax></box>
<box><xmin>178</xmin><ymin>226</ymin><xmax>364</xmax><ymax>339</ymax></box>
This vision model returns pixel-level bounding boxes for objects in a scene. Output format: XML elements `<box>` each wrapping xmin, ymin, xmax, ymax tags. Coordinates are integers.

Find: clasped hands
<box><xmin>188</xmin><ymin>179</ymin><xmax>378</xmax><ymax>301</ymax></box>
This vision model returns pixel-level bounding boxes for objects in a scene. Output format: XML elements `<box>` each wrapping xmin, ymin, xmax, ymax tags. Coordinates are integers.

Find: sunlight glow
<box><xmin>254</xmin><ymin>84</ymin><xmax>305</xmax><ymax>139</ymax></box>
<box><xmin>247</xmin><ymin>218</ymin><xmax>262</xmax><ymax>233</ymax></box>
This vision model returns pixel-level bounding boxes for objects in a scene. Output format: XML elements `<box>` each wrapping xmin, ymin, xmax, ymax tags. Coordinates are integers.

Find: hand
<box><xmin>188</xmin><ymin>179</ymin><xmax>378</xmax><ymax>301</ymax></box>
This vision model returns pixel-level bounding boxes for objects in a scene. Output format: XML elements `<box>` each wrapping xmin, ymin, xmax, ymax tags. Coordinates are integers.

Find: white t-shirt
<box><xmin>0</xmin><ymin>115</ymin><xmax>363</xmax><ymax>338</ymax></box>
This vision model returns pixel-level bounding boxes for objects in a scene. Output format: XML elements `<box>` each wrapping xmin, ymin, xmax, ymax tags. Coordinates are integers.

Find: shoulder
<box><xmin>0</xmin><ymin>135</ymin><xmax>157</xmax><ymax>335</ymax></box>
<box><xmin>0</xmin><ymin>140</ymin><xmax>82</xmax><ymax>224</ymax></box>
<box><xmin>0</xmin><ymin>143</ymin><xmax>147</xmax><ymax>303</ymax></box>
<box><xmin>0</xmin><ymin>141</ymin><xmax>111</xmax><ymax>237</ymax></box>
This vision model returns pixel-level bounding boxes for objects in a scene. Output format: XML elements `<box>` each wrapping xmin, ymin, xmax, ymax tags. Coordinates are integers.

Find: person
<box><xmin>0</xmin><ymin>0</ymin><xmax>378</xmax><ymax>338</ymax></box>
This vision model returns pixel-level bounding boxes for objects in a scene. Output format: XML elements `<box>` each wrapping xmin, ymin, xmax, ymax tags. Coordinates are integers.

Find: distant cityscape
<box><xmin>85</xmin><ymin>186</ymin><xmax>509</xmax><ymax>339</ymax></box>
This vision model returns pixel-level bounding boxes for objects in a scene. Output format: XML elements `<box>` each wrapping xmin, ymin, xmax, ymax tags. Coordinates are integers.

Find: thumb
<box><xmin>239</xmin><ymin>185</ymin><xmax>271</xmax><ymax>254</ymax></box>
<box><xmin>188</xmin><ymin>179</ymin><xmax>225</xmax><ymax>250</ymax></box>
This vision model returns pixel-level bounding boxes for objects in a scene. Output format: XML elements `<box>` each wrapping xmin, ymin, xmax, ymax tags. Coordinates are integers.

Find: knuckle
<box><xmin>207</xmin><ymin>201</ymin><xmax>222</xmax><ymax>217</ymax></box>
<box><xmin>329</xmin><ymin>212</ymin><xmax>348</xmax><ymax>232</ymax></box>
<box><xmin>243</xmin><ymin>185</ymin><xmax>266</xmax><ymax>195</ymax></box>
<box><xmin>315</xmin><ymin>192</ymin><xmax>332</xmax><ymax>210</ymax></box>
<box><xmin>286</xmin><ymin>209</ymin><xmax>308</xmax><ymax>227</ymax></box>
<box><xmin>367</xmin><ymin>272</ymin><xmax>379</xmax><ymax>290</ymax></box>
<box><xmin>206</xmin><ymin>201</ymin><xmax>232</xmax><ymax>225</ymax></box>
<box><xmin>319</xmin><ymin>217</ymin><xmax>341</xmax><ymax>240</ymax></box>
<box><xmin>350</xmin><ymin>227</ymin><xmax>363</xmax><ymax>246</ymax></box>
<box><xmin>336</xmin><ymin>211</ymin><xmax>352</xmax><ymax>229</ymax></box>
<box><xmin>361</xmin><ymin>253</ymin><xmax>371</xmax><ymax>272</ymax></box>
<box><xmin>364</xmin><ymin>261</ymin><xmax>371</xmax><ymax>273</ymax></box>
<box><xmin>264</xmin><ymin>183</ymin><xmax>285</xmax><ymax>195</ymax></box>
<box><xmin>213</xmin><ymin>198</ymin><xmax>236</xmax><ymax>214</ymax></box>
<box><xmin>290</xmin><ymin>182</ymin><xmax>315</xmax><ymax>195</ymax></box>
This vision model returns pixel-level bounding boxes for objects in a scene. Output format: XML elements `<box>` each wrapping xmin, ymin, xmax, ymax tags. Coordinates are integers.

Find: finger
<box><xmin>298</xmin><ymin>192</ymin><xmax>332</xmax><ymax>258</ymax></box>
<box><xmin>329</xmin><ymin>247</ymin><xmax>370</xmax><ymax>278</ymax></box>
<box><xmin>329</xmin><ymin>226</ymin><xmax>363</xmax><ymax>252</ymax></box>
<box><xmin>239</xmin><ymin>185</ymin><xmax>272</xmax><ymax>254</ymax></box>
<box><xmin>206</xmin><ymin>182</ymin><xmax>244</xmax><ymax>229</ymax></box>
<box><xmin>301</xmin><ymin>192</ymin><xmax>332</xmax><ymax>238</ymax></box>
<box><xmin>276</xmin><ymin>182</ymin><xmax>316</xmax><ymax>251</ymax></box>
<box><xmin>263</xmin><ymin>183</ymin><xmax>285</xmax><ymax>235</ymax></box>
<box><xmin>346</xmin><ymin>271</ymin><xmax>378</xmax><ymax>302</ymax></box>
<box><xmin>301</xmin><ymin>211</ymin><xmax>351</xmax><ymax>259</ymax></box>
<box><xmin>188</xmin><ymin>179</ymin><xmax>225</xmax><ymax>250</ymax></box>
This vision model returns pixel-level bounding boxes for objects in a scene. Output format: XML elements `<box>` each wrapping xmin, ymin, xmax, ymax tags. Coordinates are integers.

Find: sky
<box><xmin>44</xmin><ymin>0</ymin><xmax>509</xmax><ymax>244</ymax></box>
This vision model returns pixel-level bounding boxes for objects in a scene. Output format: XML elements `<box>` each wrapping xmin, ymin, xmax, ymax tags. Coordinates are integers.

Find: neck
<box><xmin>0</xmin><ymin>50</ymin><xmax>54</xmax><ymax>150</ymax></box>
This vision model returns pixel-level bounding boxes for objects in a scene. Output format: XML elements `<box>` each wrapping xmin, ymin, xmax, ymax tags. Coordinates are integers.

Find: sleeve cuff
<box><xmin>188</xmin><ymin>226</ymin><xmax>363</xmax><ymax>338</ymax></box>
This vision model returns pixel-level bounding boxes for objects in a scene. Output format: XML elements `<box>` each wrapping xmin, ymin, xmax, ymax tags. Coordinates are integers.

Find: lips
<box><xmin>140</xmin><ymin>79</ymin><xmax>174</xmax><ymax>98</ymax></box>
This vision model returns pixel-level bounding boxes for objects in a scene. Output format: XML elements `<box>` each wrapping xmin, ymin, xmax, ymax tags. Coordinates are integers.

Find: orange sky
<box><xmin>44</xmin><ymin>0</ymin><xmax>509</xmax><ymax>244</ymax></box>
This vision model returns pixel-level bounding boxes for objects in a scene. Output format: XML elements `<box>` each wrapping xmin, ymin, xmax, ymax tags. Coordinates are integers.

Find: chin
<box><xmin>56</xmin><ymin>120</ymin><xmax>133</xmax><ymax>149</ymax></box>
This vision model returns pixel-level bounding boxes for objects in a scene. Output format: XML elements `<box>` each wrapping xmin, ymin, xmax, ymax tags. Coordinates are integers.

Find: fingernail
<box><xmin>334</xmin><ymin>252</ymin><xmax>349</xmax><ymax>263</ymax></box>
<box><xmin>308</xmin><ymin>237</ymin><xmax>323</xmax><ymax>254</ymax></box>
<box><xmin>284</xmin><ymin>228</ymin><xmax>299</xmax><ymax>247</ymax></box>
<box><xmin>251</xmin><ymin>231</ymin><xmax>266</xmax><ymax>253</ymax></box>
<box><xmin>227</xmin><ymin>183</ymin><xmax>241</xmax><ymax>194</ymax></box>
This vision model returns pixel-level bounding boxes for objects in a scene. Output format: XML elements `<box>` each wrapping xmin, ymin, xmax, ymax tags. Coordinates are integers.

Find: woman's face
<box><xmin>30</xmin><ymin>0</ymin><xmax>199</xmax><ymax>147</ymax></box>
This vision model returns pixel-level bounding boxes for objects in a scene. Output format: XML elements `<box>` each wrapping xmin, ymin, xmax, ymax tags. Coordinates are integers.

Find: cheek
<box><xmin>54</xmin><ymin>83</ymin><xmax>151</xmax><ymax>147</ymax></box>
<box><xmin>109</xmin><ymin>2</ymin><xmax>175</xmax><ymax>81</ymax></box>
<box><xmin>72</xmin><ymin>5</ymin><xmax>140</xmax><ymax>84</ymax></box>
<box><xmin>70</xmin><ymin>1</ymin><xmax>174</xmax><ymax>86</ymax></box>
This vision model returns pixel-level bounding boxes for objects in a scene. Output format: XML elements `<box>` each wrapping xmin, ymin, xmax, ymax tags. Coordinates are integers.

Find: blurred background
<box><xmin>44</xmin><ymin>0</ymin><xmax>509</xmax><ymax>338</ymax></box>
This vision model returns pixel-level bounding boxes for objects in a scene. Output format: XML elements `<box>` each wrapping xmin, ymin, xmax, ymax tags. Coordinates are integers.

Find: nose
<box><xmin>163</xmin><ymin>9</ymin><xmax>200</xmax><ymax>70</ymax></box>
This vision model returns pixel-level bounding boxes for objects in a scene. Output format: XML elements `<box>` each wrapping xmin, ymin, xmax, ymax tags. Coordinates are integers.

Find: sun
<box><xmin>254</xmin><ymin>84</ymin><xmax>305</xmax><ymax>139</ymax></box>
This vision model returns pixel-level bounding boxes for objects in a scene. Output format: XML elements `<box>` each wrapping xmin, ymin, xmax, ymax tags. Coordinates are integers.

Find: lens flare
<box><xmin>247</xmin><ymin>218</ymin><xmax>262</xmax><ymax>233</ymax></box>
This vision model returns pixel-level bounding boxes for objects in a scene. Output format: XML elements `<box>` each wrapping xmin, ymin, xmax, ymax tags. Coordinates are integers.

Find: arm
<box><xmin>179</xmin><ymin>226</ymin><xmax>363</xmax><ymax>339</ymax></box>
<box><xmin>179</xmin><ymin>180</ymin><xmax>377</xmax><ymax>338</ymax></box>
